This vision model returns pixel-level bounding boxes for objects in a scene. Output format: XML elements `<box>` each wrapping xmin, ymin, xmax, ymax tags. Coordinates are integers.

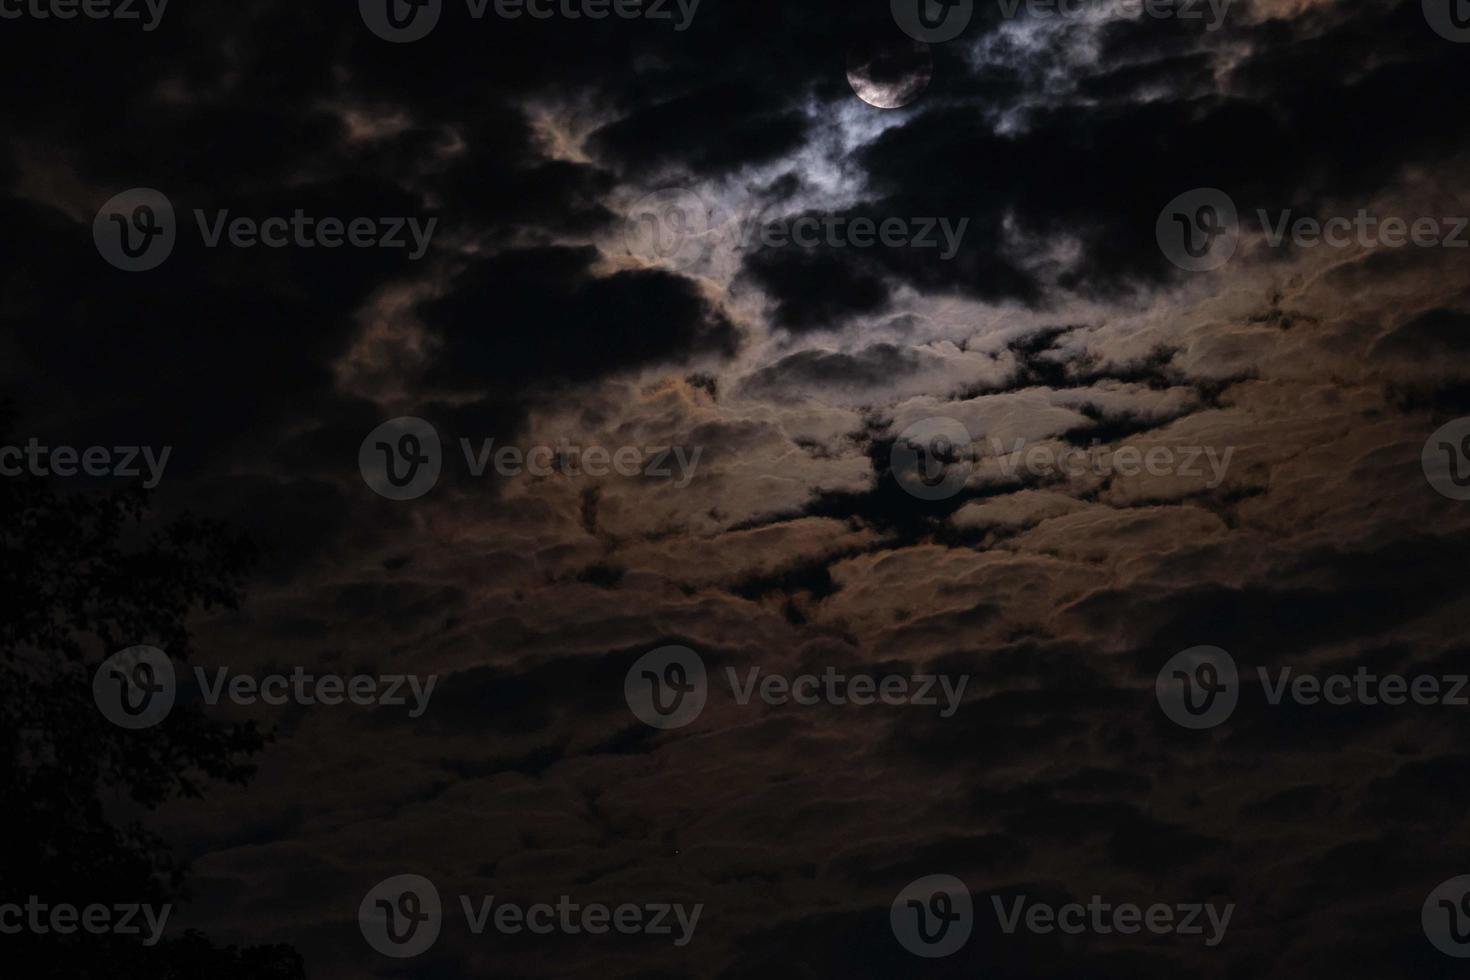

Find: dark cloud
<box><xmin>1373</xmin><ymin>308</ymin><xmax>1470</xmax><ymax>362</ymax></box>
<box><xmin>421</xmin><ymin>245</ymin><xmax>739</xmax><ymax>396</ymax></box>
<box><xmin>736</xmin><ymin>344</ymin><xmax>928</xmax><ymax>397</ymax></box>
<box><xmin>589</xmin><ymin>83</ymin><xmax>811</xmax><ymax>176</ymax></box>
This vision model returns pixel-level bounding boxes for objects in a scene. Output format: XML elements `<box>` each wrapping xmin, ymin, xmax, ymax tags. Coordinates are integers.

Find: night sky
<box><xmin>5</xmin><ymin>0</ymin><xmax>1470</xmax><ymax>977</ymax></box>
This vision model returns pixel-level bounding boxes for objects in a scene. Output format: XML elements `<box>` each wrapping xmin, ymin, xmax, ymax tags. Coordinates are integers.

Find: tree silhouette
<box><xmin>0</xmin><ymin>413</ymin><xmax>303</xmax><ymax>978</ymax></box>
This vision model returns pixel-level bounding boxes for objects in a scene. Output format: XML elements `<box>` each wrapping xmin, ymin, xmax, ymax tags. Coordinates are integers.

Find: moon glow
<box><xmin>846</xmin><ymin>39</ymin><xmax>933</xmax><ymax>109</ymax></box>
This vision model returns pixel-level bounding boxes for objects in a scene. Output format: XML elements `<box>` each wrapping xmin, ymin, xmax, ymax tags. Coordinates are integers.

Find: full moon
<box><xmin>846</xmin><ymin>38</ymin><xmax>933</xmax><ymax>109</ymax></box>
